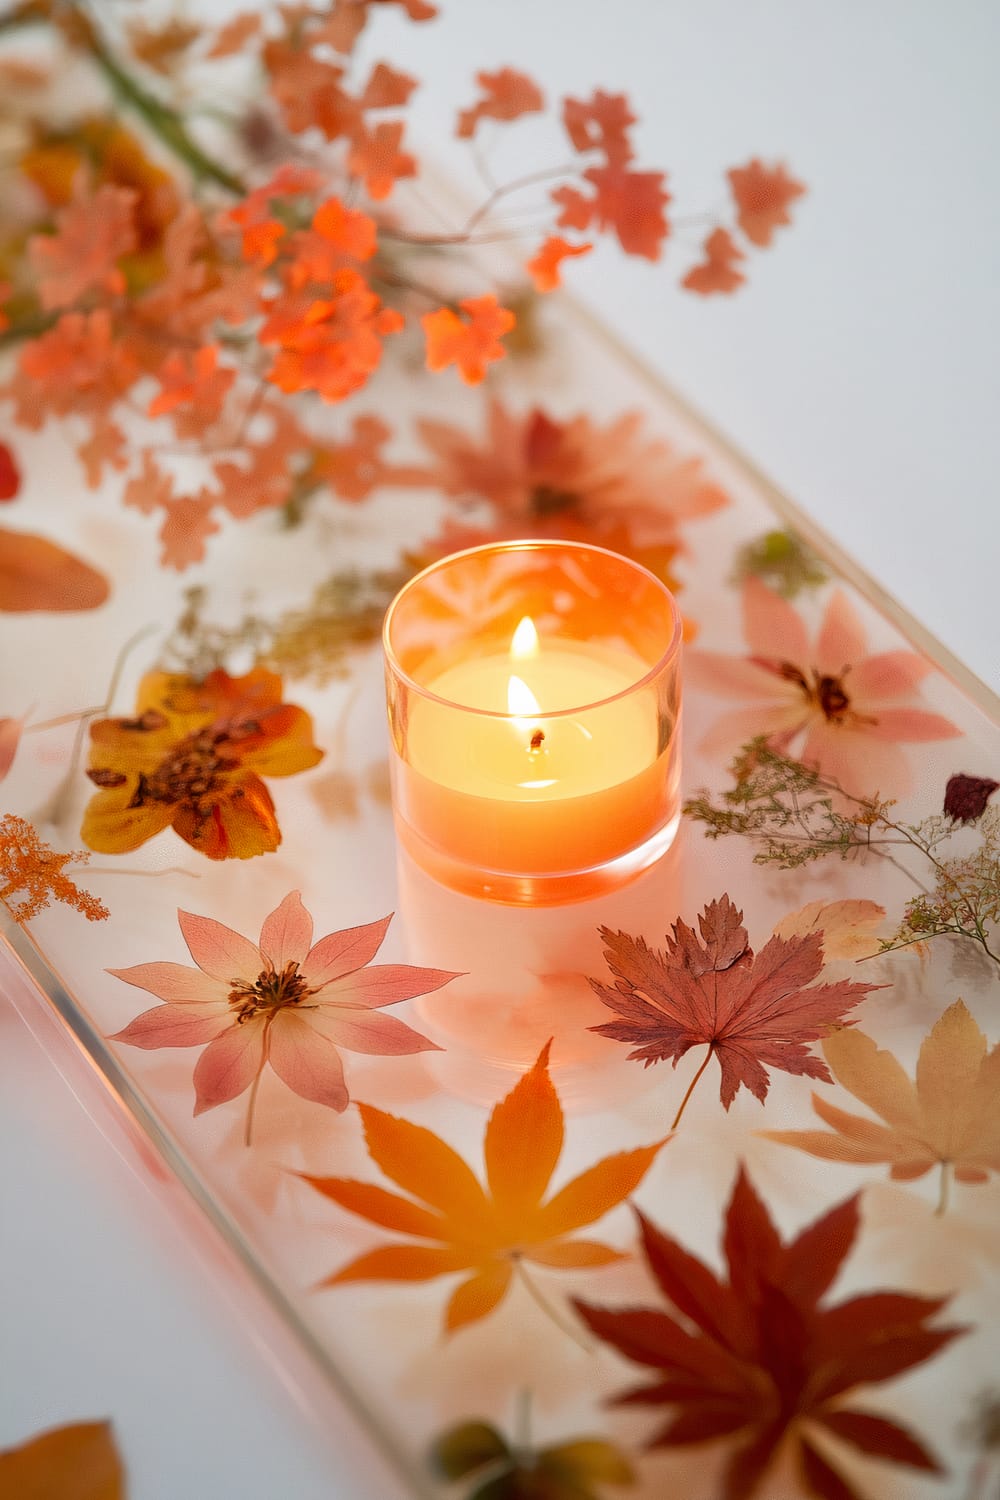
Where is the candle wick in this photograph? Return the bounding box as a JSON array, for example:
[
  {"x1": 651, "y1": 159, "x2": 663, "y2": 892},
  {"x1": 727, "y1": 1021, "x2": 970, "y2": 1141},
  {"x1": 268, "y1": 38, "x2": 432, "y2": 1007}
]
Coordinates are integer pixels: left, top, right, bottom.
[{"x1": 529, "y1": 729, "x2": 545, "y2": 753}]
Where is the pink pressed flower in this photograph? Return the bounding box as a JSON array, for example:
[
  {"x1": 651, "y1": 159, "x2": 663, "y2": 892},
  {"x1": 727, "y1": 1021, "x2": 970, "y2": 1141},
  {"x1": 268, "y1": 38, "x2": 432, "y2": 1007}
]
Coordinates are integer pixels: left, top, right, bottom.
[
  {"x1": 688, "y1": 580, "x2": 961, "y2": 799},
  {"x1": 109, "y1": 892, "x2": 459, "y2": 1143}
]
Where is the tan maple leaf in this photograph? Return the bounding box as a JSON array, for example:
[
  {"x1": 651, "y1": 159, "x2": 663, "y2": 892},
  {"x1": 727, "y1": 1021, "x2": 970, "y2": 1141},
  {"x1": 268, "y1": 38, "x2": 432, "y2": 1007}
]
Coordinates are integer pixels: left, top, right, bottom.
[{"x1": 763, "y1": 1000, "x2": 1000, "y2": 1213}]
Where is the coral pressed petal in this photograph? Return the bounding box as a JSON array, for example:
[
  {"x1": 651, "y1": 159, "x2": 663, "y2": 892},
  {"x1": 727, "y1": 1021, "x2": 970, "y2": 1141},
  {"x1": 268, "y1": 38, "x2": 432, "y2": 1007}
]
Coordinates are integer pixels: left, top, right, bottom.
[
  {"x1": 742, "y1": 578, "x2": 809, "y2": 664},
  {"x1": 105, "y1": 960, "x2": 229, "y2": 1006},
  {"x1": 698, "y1": 703, "x2": 808, "y2": 758},
  {"x1": 305, "y1": 915, "x2": 392, "y2": 988},
  {"x1": 847, "y1": 652, "x2": 931, "y2": 703},
  {"x1": 111, "y1": 1003, "x2": 230, "y2": 1049},
  {"x1": 311, "y1": 1007, "x2": 440, "y2": 1056},
  {"x1": 267, "y1": 1009, "x2": 349, "y2": 1111},
  {"x1": 259, "y1": 889, "x2": 313, "y2": 969},
  {"x1": 322, "y1": 962, "x2": 461, "y2": 1008},
  {"x1": 686, "y1": 651, "x2": 798, "y2": 701},
  {"x1": 445, "y1": 1264, "x2": 513, "y2": 1332},
  {"x1": 192, "y1": 1021, "x2": 266, "y2": 1113},
  {"x1": 862, "y1": 708, "x2": 962, "y2": 743},
  {"x1": 81, "y1": 791, "x2": 176, "y2": 854},
  {"x1": 177, "y1": 909, "x2": 263, "y2": 983},
  {"x1": 800, "y1": 723, "x2": 911, "y2": 800},
  {"x1": 814, "y1": 590, "x2": 868, "y2": 676}
]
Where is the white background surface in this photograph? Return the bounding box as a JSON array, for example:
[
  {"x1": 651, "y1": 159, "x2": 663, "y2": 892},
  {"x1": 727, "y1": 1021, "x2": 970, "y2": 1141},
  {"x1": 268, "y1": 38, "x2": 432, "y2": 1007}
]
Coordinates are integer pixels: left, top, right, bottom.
[{"x1": 2, "y1": 3, "x2": 999, "y2": 1497}]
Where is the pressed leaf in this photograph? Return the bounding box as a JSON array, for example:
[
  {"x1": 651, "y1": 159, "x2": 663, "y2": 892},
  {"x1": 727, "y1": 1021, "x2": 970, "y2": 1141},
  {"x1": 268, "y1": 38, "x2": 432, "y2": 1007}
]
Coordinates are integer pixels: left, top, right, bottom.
[
  {"x1": 0, "y1": 1419, "x2": 124, "y2": 1499},
  {"x1": 305, "y1": 1045, "x2": 666, "y2": 1332},
  {"x1": 422, "y1": 295, "x2": 516, "y2": 384},
  {"x1": 0, "y1": 528, "x2": 109, "y2": 612},
  {"x1": 457, "y1": 68, "x2": 544, "y2": 138}
]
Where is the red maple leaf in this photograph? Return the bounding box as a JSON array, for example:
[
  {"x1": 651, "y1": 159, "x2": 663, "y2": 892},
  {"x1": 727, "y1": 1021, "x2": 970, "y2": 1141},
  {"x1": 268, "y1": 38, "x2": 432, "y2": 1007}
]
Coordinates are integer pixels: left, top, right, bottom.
[
  {"x1": 728, "y1": 159, "x2": 806, "y2": 247},
  {"x1": 422, "y1": 295, "x2": 515, "y2": 384},
  {"x1": 682, "y1": 227, "x2": 746, "y2": 295},
  {"x1": 562, "y1": 90, "x2": 636, "y2": 167},
  {"x1": 577, "y1": 1170, "x2": 966, "y2": 1500},
  {"x1": 0, "y1": 442, "x2": 20, "y2": 501},
  {"x1": 588, "y1": 895, "x2": 880, "y2": 1125},
  {"x1": 525, "y1": 236, "x2": 593, "y2": 292},
  {"x1": 347, "y1": 121, "x2": 417, "y2": 200},
  {"x1": 553, "y1": 166, "x2": 669, "y2": 261},
  {"x1": 456, "y1": 68, "x2": 545, "y2": 139}
]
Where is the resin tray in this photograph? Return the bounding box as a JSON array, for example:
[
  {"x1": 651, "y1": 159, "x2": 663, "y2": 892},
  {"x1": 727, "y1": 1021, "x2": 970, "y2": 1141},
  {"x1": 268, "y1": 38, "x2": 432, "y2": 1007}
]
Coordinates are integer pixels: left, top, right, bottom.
[{"x1": 3, "y1": 295, "x2": 999, "y2": 1500}]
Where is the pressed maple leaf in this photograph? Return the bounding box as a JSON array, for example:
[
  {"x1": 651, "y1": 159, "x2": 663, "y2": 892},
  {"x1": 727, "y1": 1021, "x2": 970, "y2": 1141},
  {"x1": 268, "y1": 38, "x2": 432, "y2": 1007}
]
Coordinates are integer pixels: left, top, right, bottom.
[
  {"x1": 361, "y1": 60, "x2": 418, "y2": 109},
  {"x1": 111, "y1": 893, "x2": 456, "y2": 1144},
  {"x1": 525, "y1": 235, "x2": 593, "y2": 292},
  {"x1": 0, "y1": 1419, "x2": 124, "y2": 1499},
  {"x1": 576, "y1": 1170, "x2": 965, "y2": 1500},
  {"x1": 128, "y1": 17, "x2": 201, "y2": 75},
  {"x1": 682, "y1": 228, "x2": 746, "y2": 295},
  {"x1": 124, "y1": 451, "x2": 174, "y2": 516},
  {"x1": 772, "y1": 899, "x2": 886, "y2": 961},
  {"x1": 158, "y1": 492, "x2": 220, "y2": 571},
  {"x1": 16, "y1": 309, "x2": 141, "y2": 419},
  {"x1": 431, "y1": 1416, "x2": 634, "y2": 1498},
  {"x1": 456, "y1": 67, "x2": 545, "y2": 139},
  {"x1": 78, "y1": 416, "x2": 128, "y2": 489},
  {"x1": 205, "y1": 9, "x2": 262, "y2": 59},
  {"x1": 0, "y1": 813, "x2": 109, "y2": 924},
  {"x1": 588, "y1": 895, "x2": 880, "y2": 1126},
  {"x1": 347, "y1": 120, "x2": 417, "y2": 200},
  {"x1": 0, "y1": 441, "x2": 21, "y2": 500},
  {"x1": 29, "y1": 183, "x2": 138, "y2": 310},
  {"x1": 0, "y1": 526, "x2": 109, "y2": 611},
  {"x1": 728, "y1": 159, "x2": 806, "y2": 248},
  {"x1": 316, "y1": 0, "x2": 437, "y2": 54},
  {"x1": 553, "y1": 167, "x2": 669, "y2": 261},
  {"x1": 311, "y1": 197, "x2": 378, "y2": 262},
  {"x1": 562, "y1": 90, "x2": 636, "y2": 167},
  {"x1": 302, "y1": 1042, "x2": 667, "y2": 1334},
  {"x1": 763, "y1": 1000, "x2": 1000, "y2": 1214},
  {"x1": 422, "y1": 295, "x2": 516, "y2": 384},
  {"x1": 148, "y1": 346, "x2": 236, "y2": 435}
]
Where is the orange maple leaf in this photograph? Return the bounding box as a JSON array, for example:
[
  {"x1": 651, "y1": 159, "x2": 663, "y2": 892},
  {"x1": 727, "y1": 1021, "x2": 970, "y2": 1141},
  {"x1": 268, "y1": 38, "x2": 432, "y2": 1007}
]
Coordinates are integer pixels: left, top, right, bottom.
[
  {"x1": 261, "y1": 269, "x2": 404, "y2": 402},
  {"x1": 315, "y1": 0, "x2": 437, "y2": 55},
  {"x1": 302, "y1": 1042, "x2": 667, "y2": 1333},
  {"x1": 728, "y1": 159, "x2": 806, "y2": 247},
  {"x1": 422, "y1": 294, "x2": 516, "y2": 384},
  {"x1": 17, "y1": 309, "x2": 140, "y2": 417},
  {"x1": 265, "y1": 41, "x2": 360, "y2": 140},
  {"x1": 682, "y1": 227, "x2": 746, "y2": 295},
  {"x1": 562, "y1": 90, "x2": 636, "y2": 167},
  {"x1": 123, "y1": 450, "x2": 174, "y2": 516},
  {"x1": 456, "y1": 68, "x2": 545, "y2": 139},
  {"x1": 78, "y1": 416, "x2": 128, "y2": 488},
  {"x1": 206, "y1": 10, "x2": 262, "y2": 59},
  {"x1": 148, "y1": 346, "x2": 236, "y2": 434},
  {"x1": 361, "y1": 60, "x2": 418, "y2": 109},
  {"x1": 347, "y1": 121, "x2": 417, "y2": 200},
  {"x1": 525, "y1": 235, "x2": 593, "y2": 292},
  {"x1": 553, "y1": 167, "x2": 669, "y2": 261},
  {"x1": 29, "y1": 182, "x2": 137, "y2": 310},
  {"x1": 158, "y1": 492, "x2": 220, "y2": 571},
  {"x1": 312, "y1": 198, "x2": 378, "y2": 261},
  {"x1": 0, "y1": 813, "x2": 109, "y2": 923}
]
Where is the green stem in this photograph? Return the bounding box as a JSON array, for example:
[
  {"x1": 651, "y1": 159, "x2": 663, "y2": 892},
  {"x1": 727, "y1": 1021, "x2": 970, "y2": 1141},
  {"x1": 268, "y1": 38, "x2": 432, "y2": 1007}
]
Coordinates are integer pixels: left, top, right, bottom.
[
  {"x1": 72, "y1": 5, "x2": 246, "y2": 196},
  {"x1": 514, "y1": 1262, "x2": 593, "y2": 1353},
  {"x1": 671, "y1": 1044, "x2": 714, "y2": 1130}
]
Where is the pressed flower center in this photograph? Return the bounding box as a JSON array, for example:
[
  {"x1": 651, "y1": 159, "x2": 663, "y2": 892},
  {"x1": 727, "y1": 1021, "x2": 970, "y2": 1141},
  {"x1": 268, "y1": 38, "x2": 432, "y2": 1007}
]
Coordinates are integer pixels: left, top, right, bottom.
[
  {"x1": 227, "y1": 960, "x2": 315, "y2": 1023},
  {"x1": 771, "y1": 662, "x2": 864, "y2": 725},
  {"x1": 131, "y1": 727, "x2": 240, "y2": 807},
  {"x1": 528, "y1": 483, "x2": 579, "y2": 519}
]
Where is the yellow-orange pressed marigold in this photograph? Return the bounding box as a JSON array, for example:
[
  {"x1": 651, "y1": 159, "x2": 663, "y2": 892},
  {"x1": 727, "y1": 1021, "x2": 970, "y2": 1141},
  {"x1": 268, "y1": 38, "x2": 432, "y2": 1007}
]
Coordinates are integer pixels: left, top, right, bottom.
[{"x1": 82, "y1": 667, "x2": 323, "y2": 860}]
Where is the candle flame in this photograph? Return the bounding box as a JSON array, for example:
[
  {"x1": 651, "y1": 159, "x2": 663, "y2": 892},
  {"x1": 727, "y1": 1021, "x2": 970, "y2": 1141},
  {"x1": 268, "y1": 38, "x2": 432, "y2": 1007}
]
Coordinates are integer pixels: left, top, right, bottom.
[
  {"x1": 510, "y1": 616, "x2": 539, "y2": 660},
  {"x1": 507, "y1": 674, "x2": 541, "y2": 717}
]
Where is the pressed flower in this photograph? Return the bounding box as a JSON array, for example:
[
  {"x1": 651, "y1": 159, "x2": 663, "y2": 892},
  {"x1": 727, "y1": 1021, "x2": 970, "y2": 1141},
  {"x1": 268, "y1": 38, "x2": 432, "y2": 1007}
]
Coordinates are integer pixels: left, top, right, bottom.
[
  {"x1": 689, "y1": 581, "x2": 961, "y2": 799},
  {"x1": 110, "y1": 893, "x2": 458, "y2": 1142},
  {"x1": 83, "y1": 667, "x2": 322, "y2": 860}
]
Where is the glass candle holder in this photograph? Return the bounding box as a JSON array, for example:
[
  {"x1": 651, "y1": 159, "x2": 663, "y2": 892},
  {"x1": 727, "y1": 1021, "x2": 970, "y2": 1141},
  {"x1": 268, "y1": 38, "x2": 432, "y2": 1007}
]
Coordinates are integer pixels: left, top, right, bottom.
[{"x1": 383, "y1": 540, "x2": 683, "y2": 904}]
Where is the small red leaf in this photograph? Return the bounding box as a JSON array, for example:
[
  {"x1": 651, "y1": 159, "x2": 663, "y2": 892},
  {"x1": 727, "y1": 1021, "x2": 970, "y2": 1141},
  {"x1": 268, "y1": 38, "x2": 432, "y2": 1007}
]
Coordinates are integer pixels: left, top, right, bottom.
[{"x1": 0, "y1": 441, "x2": 20, "y2": 500}]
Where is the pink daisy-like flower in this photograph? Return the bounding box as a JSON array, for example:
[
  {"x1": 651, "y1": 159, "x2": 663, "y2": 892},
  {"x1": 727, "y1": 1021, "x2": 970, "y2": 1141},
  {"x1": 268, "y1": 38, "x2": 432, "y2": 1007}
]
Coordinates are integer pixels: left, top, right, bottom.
[
  {"x1": 109, "y1": 892, "x2": 459, "y2": 1144},
  {"x1": 688, "y1": 580, "x2": 961, "y2": 798}
]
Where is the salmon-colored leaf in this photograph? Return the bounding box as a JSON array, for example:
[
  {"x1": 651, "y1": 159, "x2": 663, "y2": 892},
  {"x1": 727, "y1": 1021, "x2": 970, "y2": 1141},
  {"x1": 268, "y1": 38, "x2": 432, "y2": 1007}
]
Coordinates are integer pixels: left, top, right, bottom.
[
  {"x1": 589, "y1": 895, "x2": 880, "y2": 1118},
  {"x1": 361, "y1": 61, "x2": 418, "y2": 109},
  {"x1": 206, "y1": 10, "x2": 262, "y2": 59},
  {"x1": 0, "y1": 527, "x2": 109, "y2": 611},
  {"x1": 772, "y1": 899, "x2": 886, "y2": 960},
  {"x1": 29, "y1": 183, "x2": 137, "y2": 310},
  {"x1": 553, "y1": 167, "x2": 669, "y2": 261},
  {"x1": 0, "y1": 1419, "x2": 124, "y2": 1499},
  {"x1": 728, "y1": 159, "x2": 806, "y2": 247},
  {"x1": 525, "y1": 235, "x2": 593, "y2": 292},
  {"x1": 347, "y1": 121, "x2": 416, "y2": 200},
  {"x1": 456, "y1": 67, "x2": 545, "y2": 139},
  {"x1": 682, "y1": 228, "x2": 746, "y2": 295},
  {"x1": 562, "y1": 90, "x2": 636, "y2": 167},
  {"x1": 305, "y1": 1045, "x2": 666, "y2": 1332},
  {"x1": 422, "y1": 294, "x2": 516, "y2": 384}
]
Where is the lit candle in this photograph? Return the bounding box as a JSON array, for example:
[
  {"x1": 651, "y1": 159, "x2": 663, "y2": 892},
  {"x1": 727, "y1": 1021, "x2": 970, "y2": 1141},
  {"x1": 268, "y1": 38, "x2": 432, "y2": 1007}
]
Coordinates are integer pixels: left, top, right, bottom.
[{"x1": 384, "y1": 541, "x2": 682, "y2": 903}]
